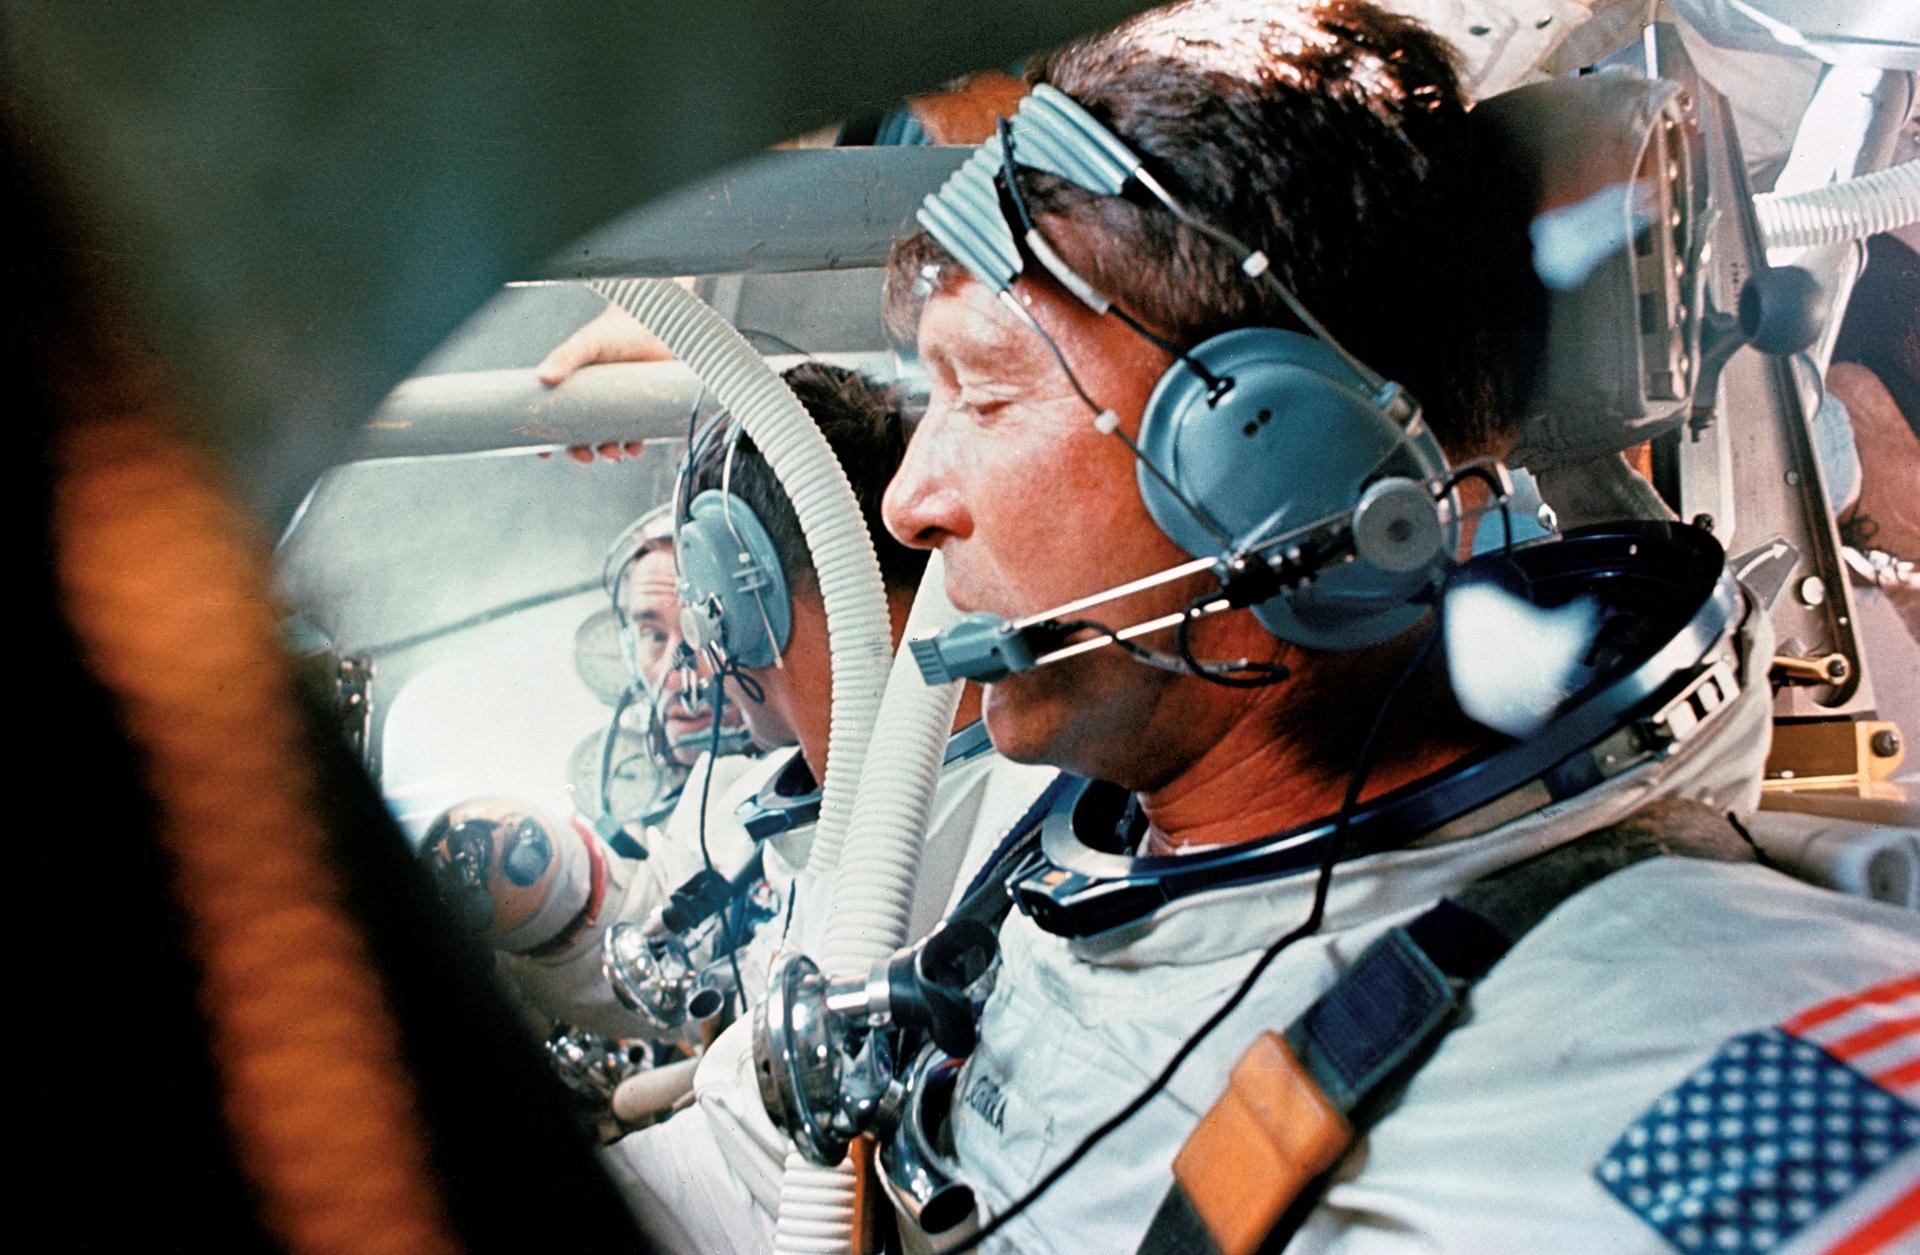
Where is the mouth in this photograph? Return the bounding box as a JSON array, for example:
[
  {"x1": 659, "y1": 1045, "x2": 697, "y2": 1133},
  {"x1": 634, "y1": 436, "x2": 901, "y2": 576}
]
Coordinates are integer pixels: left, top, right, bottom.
[{"x1": 665, "y1": 708, "x2": 713, "y2": 736}]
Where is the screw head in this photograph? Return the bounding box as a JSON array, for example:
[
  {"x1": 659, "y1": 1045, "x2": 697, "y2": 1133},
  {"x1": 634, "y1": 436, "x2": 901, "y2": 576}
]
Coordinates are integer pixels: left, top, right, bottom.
[{"x1": 1871, "y1": 728, "x2": 1902, "y2": 758}]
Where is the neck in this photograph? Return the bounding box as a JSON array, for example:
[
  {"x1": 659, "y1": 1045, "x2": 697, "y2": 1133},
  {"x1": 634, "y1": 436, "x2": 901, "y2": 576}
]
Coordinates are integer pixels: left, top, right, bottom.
[{"x1": 1138, "y1": 630, "x2": 1489, "y2": 849}]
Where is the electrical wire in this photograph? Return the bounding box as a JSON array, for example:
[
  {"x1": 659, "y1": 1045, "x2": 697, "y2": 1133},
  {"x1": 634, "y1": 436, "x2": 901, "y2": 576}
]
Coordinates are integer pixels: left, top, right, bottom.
[
  {"x1": 997, "y1": 121, "x2": 1230, "y2": 396},
  {"x1": 1441, "y1": 461, "x2": 1516, "y2": 555},
  {"x1": 696, "y1": 665, "x2": 752, "y2": 1018},
  {"x1": 599, "y1": 683, "x2": 642, "y2": 821},
  {"x1": 989, "y1": 121, "x2": 1247, "y2": 554},
  {"x1": 1172, "y1": 590, "x2": 1291, "y2": 688},
  {"x1": 1046, "y1": 607, "x2": 1290, "y2": 688},
  {"x1": 946, "y1": 622, "x2": 1443, "y2": 1253}
]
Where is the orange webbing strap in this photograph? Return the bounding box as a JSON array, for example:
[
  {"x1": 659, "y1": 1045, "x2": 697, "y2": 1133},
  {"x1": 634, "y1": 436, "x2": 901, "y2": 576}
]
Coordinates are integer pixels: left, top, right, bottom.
[
  {"x1": 1154, "y1": 1031, "x2": 1353, "y2": 1255},
  {"x1": 54, "y1": 398, "x2": 457, "y2": 1255},
  {"x1": 1138, "y1": 800, "x2": 1753, "y2": 1255}
]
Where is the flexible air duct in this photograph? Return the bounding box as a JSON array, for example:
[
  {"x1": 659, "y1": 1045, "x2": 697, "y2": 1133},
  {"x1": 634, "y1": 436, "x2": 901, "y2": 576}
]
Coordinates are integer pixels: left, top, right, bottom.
[
  {"x1": 775, "y1": 560, "x2": 967, "y2": 1255},
  {"x1": 776, "y1": 556, "x2": 966, "y2": 1254},
  {"x1": 583, "y1": 278, "x2": 909, "y2": 1255},
  {"x1": 1754, "y1": 160, "x2": 1920, "y2": 250},
  {"x1": 817, "y1": 550, "x2": 965, "y2": 970},
  {"x1": 585, "y1": 278, "x2": 894, "y2": 879}
]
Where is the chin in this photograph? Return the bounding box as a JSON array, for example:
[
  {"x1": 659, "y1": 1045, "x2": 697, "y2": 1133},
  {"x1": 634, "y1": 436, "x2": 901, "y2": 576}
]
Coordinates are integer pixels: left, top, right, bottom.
[
  {"x1": 984, "y1": 657, "x2": 1187, "y2": 788},
  {"x1": 981, "y1": 676, "x2": 1077, "y2": 769}
]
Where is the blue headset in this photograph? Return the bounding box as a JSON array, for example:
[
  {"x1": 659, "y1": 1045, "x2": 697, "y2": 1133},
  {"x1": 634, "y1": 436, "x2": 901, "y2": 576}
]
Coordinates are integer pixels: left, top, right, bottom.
[
  {"x1": 672, "y1": 416, "x2": 794, "y2": 671},
  {"x1": 916, "y1": 84, "x2": 1456, "y2": 653}
]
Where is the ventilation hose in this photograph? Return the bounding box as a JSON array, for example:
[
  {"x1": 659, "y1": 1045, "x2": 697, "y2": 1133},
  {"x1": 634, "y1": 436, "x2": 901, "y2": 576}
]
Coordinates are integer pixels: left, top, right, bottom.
[
  {"x1": 586, "y1": 278, "x2": 894, "y2": 884},
  {"x1": 772, "y1": 556, "x2": 965, "y2": 1255},
  {"x1": 583, "y1": 279, "x2": 920, "y2": 1255},
  {"x1": 1754, "y1": 160, "x2": 1920, "y2": 250},
  {"x1": 817, "y1": 550, "x2": 965, "y2": 973}
]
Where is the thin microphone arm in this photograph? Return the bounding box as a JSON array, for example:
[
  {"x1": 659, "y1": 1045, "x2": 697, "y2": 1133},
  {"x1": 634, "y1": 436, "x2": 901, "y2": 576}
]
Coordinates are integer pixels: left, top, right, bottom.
[{"x1": 911, "y1": 503, "x2": 1365, "y2": 686}]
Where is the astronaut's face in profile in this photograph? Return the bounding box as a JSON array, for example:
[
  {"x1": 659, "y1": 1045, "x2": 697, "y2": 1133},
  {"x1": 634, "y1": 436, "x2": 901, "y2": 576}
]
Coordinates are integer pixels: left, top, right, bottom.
[{"x1": 884, "y1": 273, "x2": 1286, "y2": 790}]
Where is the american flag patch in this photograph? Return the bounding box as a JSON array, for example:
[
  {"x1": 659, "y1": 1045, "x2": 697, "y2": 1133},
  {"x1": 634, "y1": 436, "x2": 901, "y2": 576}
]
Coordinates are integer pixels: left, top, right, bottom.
[{"x1": 1596, "y1": 976, "x2": 1920, "y2": 1254}]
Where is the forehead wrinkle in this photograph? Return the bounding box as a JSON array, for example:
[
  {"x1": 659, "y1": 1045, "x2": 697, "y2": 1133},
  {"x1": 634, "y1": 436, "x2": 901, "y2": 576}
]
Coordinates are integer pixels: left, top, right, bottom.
[{"x1": 924, "y1": 283, "x2": 1029, "y2": 365}]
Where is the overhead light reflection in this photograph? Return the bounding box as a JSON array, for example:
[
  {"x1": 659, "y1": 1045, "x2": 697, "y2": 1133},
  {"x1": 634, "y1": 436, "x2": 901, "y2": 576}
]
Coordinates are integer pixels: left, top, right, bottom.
[{"x1": 1444, "y1": 577, "x2": 1601, "y2": 738}]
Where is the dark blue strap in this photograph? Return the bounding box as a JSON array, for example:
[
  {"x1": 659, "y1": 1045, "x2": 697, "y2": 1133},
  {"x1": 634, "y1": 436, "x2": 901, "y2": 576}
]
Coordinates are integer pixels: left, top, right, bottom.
[
  {"x1": 1283, "y1": 927, "x2": 1458, "y2": 1115},
  {"x1": 957, "y1": 771, "x2": 1078, "y2": 906},
  {"x1": 591, "y1": 812, "x2": 649, "y2": 861}
]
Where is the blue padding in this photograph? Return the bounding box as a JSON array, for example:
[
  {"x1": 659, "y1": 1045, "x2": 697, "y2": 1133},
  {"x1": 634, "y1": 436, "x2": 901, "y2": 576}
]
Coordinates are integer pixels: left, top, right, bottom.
[
  {"x1": 1469, "y1": 467, "x2": 1556, "y2": 555},
  {"x1": 915, "y1": 83, "x2": 1143, "y2": 297},
  {"x1": 1015, "y1": 85, "x2": 1138, "y2": 195},
  {"x1": 1283, "y1": 927, "x2": 1457, "y2": 1114},
  {"x1": 917, "y1": 142, "x2": 1022, "y2": 293},
  {"x1": 677, "y1": 490, "x2": 792, "y2": 669}
]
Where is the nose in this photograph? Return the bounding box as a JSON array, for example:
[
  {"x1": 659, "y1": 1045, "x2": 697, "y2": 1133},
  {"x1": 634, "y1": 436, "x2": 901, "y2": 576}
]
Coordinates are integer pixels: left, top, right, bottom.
[
  {"x1": 883, "y1": 414, "x2": 971, "y2": 552},
  {"x1": 652, "y1": 638, "x2": 701, "y2": 700},
  {"x1": 648, "y1": 652, "x2": 680, "y2": 697}
]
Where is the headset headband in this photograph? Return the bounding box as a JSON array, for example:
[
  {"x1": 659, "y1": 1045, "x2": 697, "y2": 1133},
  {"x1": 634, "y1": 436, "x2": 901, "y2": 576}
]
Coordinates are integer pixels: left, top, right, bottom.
[{"x1": 916, "y1": 84, "x2": 1409, "y2": 418}]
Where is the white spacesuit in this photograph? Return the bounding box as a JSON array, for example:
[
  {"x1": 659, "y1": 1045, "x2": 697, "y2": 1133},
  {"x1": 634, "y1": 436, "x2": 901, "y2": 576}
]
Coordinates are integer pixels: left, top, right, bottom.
[
  {"x1": 500, "y1": 721, "x2": 1053, "y2": 1041},
  {"x1": 602, "y1": 744, "x2": 1060, "y2": 1252},
  {"x1": 950, "y1": 602, "x2": 1920, "y2": 1254},
  {"x1": 488, "y1": 748, "x2": 762, "y2": 1039}
]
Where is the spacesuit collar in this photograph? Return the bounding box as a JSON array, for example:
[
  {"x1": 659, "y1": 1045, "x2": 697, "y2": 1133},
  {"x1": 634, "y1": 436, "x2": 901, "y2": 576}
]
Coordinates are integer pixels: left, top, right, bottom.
[{"x1": 1045, "y1": 588, "x2": 1774, "y2": 967}]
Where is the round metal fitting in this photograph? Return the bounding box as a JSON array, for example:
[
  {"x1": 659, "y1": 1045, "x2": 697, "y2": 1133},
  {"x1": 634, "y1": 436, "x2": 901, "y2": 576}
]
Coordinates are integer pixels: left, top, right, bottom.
[
  {"x1": 602, "y1": 923, "x2": 694, "y2": 1034},
  {"x1": 1351, "y1": 477, "x2": 1446, "y2": 574},
  {"x1": 752, "y1": 952, "x2": 854, "y2": 1166}
]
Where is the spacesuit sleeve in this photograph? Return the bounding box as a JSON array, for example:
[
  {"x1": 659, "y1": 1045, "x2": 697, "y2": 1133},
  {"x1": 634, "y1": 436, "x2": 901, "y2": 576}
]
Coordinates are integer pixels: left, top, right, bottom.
[
  {"x1": 493, "y1": 839, "x2": 671, "y2": 1038},
  {"x1": 602, "y1": 1017, "x2": 785, "y2": 1251}
]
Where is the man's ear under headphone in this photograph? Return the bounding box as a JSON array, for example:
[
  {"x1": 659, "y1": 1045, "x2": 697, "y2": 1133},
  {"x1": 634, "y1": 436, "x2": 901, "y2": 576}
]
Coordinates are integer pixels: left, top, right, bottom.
[
  {"x1": 672, "y1": 418, "x2": 794, "y2": 672},
  {"x1": 918, "y1": 86, "x2": 1459, "y2": 655}
]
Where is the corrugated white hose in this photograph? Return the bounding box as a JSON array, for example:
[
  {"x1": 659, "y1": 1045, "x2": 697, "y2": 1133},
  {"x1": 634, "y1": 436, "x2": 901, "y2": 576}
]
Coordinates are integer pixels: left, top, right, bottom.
[
  {"x1": 586, "y1": 278, "x2": 894, "y2": 878},
  {"x1": 582, "y1": 278, "x2": 908, "y2": 1255},
  {"x1": 774, "y1": 555, "x2": 965, "y2": 1255},
  {"x1": 819, "y1": 549, "x2": 964, "y2": 970},
  {"x1": 1754, "y1": 160, "x2": 1920, "y2": 250}
]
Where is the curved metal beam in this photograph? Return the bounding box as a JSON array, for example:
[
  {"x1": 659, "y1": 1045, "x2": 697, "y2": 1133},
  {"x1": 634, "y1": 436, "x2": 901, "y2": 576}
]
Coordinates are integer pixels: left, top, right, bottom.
[{"x1": 3, "y1": 0, "x2": 1144, "y2": 526}]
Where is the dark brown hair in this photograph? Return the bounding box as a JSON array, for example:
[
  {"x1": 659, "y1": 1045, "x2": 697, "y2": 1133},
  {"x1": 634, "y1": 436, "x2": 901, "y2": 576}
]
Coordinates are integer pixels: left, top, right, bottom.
[
  {"x1": 690, "y1": 361, "x2": 930, "y2": 595},
  {"x1": 885, "y1": 0, "x2": 1539, "y2": 458}
]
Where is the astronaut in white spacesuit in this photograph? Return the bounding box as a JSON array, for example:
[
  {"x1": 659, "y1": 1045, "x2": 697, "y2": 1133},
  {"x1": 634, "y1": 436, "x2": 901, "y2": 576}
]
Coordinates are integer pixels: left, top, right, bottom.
[
  {"x1": 861, "y1": 3, "x2": 1920, "y2": 1252},
  {"x1": 504, "y1": 355, "x2": 1059, "y2": 1250},
  {"x1": 422, "y1": 362, "x2": 1055, "y2": 1048},
  {"x1": 632, "y1": 360, "x2": 1058, "y2": 996}
]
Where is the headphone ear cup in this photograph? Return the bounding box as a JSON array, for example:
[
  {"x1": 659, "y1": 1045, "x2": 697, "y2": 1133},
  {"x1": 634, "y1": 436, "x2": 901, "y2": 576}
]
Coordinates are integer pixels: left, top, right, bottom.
[
  {"x1": 675, "y1": 491, "x2": 793, "y2": 670},
  {"x1": 1135, "y1": 327, "x2": 1454, "y2": 651}
]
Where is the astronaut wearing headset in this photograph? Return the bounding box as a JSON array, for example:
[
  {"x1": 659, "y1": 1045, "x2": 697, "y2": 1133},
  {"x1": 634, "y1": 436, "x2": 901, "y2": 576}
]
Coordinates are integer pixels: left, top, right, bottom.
[
  {"x1": 424, "y1": 362, "x2": 1056, "y2": 1043},
  {"x1": 822, "y1": 3, "x2": 1920, "y2": 1253},
  {"x1": 502, "y1": 356, "x2": 1052, "y2": 1250},
  {"x1": 415, "y1": 506, "x2": 764, "y2": 1039},
  {"x1": 649, "y1": 360, "x2": 1058, "y2": 981},
  {"x1": 602, "y1": 504, "x2": 758, "y2": 824}
]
